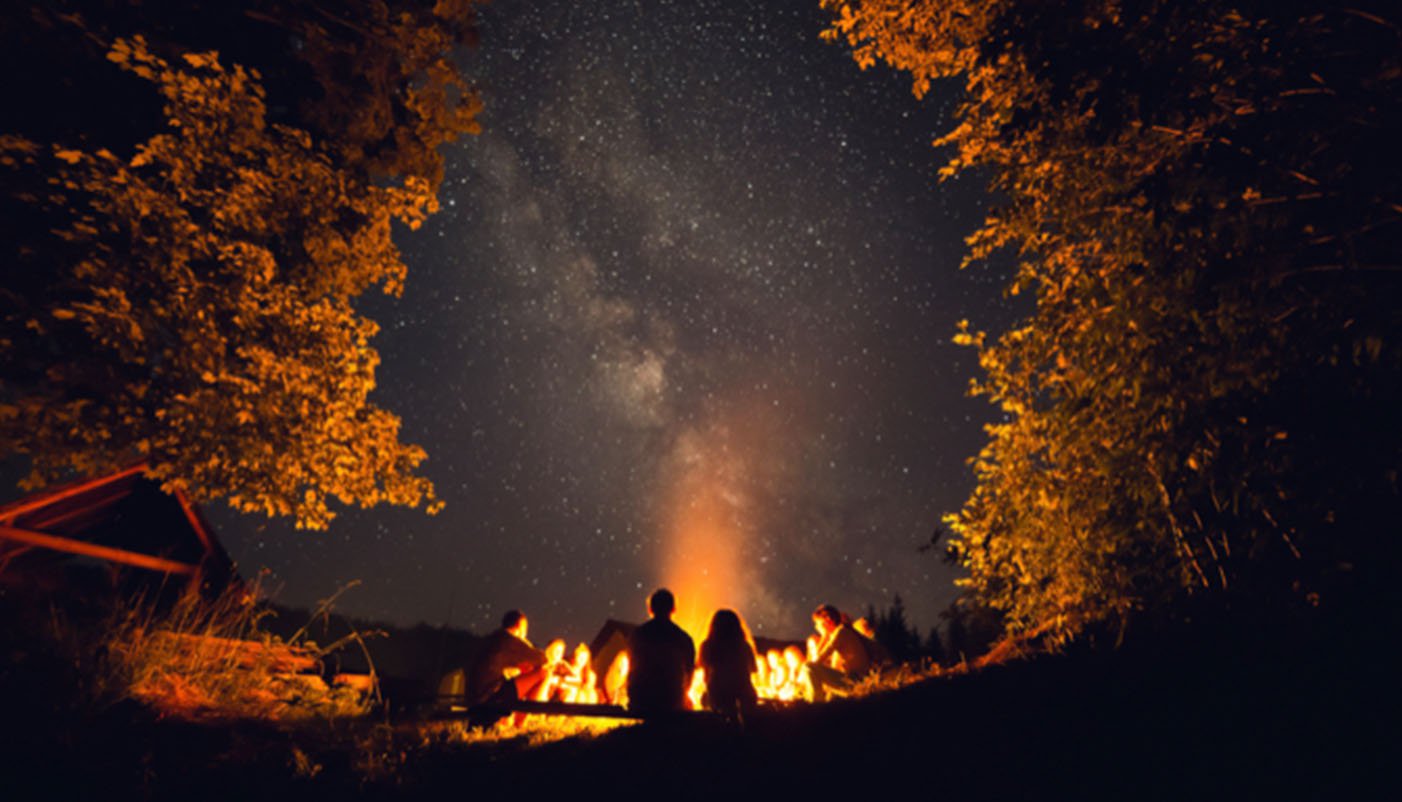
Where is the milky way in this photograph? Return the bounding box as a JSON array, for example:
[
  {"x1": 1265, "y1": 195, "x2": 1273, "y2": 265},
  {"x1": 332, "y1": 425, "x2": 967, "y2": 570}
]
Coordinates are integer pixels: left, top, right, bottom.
[{"x1": 210, "y1": 0, "x2": 1017, "y2": 644}]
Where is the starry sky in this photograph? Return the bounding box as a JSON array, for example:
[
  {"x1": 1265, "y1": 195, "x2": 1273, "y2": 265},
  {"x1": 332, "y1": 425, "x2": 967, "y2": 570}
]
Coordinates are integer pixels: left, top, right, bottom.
[{"x1": 210, "y1": 0, "x2": 1018, "y2": 645}]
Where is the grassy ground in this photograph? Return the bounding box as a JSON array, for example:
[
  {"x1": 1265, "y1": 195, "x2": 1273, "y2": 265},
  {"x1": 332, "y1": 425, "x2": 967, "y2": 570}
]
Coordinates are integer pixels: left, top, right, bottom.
[
  {"x1": 373, "y1": 622, "x2": 1387, "y2": 802},
  {"x1": 2, "y1": 577, "x2": 1391, "y2": 801}
]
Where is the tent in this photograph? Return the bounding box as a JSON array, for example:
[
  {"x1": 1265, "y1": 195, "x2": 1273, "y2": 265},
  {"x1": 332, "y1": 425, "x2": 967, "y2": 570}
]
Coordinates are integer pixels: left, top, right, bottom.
[{"x1": 0, "y1": 463, "x2": 236, "y2": 591}]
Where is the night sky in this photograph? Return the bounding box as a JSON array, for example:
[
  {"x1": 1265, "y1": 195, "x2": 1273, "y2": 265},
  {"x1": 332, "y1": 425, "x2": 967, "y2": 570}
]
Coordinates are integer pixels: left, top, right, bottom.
[{"x1": 209, "y1": 0, "x2": 1017, "y2": 645}]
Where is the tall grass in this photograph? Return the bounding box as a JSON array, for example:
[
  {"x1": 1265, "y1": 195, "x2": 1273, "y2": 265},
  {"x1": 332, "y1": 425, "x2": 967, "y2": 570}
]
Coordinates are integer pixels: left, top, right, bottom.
[{"x1": 104, "y1": 578, "x2": 375, "y2": 722}]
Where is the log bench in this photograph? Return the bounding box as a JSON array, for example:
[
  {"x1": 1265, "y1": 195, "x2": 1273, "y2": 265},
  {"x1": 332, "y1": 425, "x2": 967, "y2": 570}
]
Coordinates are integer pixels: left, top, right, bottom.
[{"x1": 425, "y1": 697, "x2": 644, "y2": 720}]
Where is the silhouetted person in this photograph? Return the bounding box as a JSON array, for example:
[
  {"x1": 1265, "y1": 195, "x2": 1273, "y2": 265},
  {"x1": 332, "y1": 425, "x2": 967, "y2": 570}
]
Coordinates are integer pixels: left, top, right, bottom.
[
  {"x1": 805, "y1": 603, "x2": 873, "y2": 702},
  {"x1": 698, "y1": 608, "x2": 758, "y2": 720},
  {"x1": 852, "y1": 616, "x2": 894, "y2": 666},
  {"x1": 626, "y1": 588, "x2": 696, "y2": 716},
  {"x1": 468, "y1": 609, "x2": 549, "y2": 704}
]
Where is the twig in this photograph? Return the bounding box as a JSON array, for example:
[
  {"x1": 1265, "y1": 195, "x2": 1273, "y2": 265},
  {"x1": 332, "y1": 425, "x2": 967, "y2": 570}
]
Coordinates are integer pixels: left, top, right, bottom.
[
  {"x1": 1341, "y1": 8, "x2": 1400, "y2": 34},
  {"x1": 1271, "y1": 264, "x2": 1402, "y2": 285},
  {"x1": 290, "y1": 579, "x2": 362, "y2": 646},
  {"x1": 1261, "y1": 507, "x2": 1303, "y2": 560},
  {"x1": 1148, "y1": 461, "x2": 1210, "y2": 589}
]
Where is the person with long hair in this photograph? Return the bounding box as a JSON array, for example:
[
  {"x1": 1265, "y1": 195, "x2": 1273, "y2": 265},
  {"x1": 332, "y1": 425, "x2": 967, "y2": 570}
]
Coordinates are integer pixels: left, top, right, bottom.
[{"x1": 698, "y1": 608, "x2": 759, "y2": 720}]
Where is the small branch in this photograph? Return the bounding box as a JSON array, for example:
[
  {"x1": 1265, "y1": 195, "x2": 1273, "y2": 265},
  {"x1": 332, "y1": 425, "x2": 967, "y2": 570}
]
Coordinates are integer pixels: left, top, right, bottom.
[
  {"x1": 1271, "y1": 264, "x2": 1402, "y2": 284},
  {"x1": 1247, "y1": 192, "x2": 1327, "y2": 207},
  {"x1": 1341, "y1": 8, "x2": 1400, "y2": 34},
  {"x1": 1261, "y1": 508, "x2": 1303, "y2": 560},
  {"x1": 349, "y1": 629, "x2": 384, "y2": 707},
  {"x1": 1308, "y1": 215, "x2": 1402, "y2": 246},
  {"x1": 1148, "y1": 462, "x2": 1210, "y2": 589},
  {"x1": 1199, "y1": 535, "x2": 1230, "y2": 590},
  {"x1": 290, "y1": 580, "x2": 362, "y2": 646}
]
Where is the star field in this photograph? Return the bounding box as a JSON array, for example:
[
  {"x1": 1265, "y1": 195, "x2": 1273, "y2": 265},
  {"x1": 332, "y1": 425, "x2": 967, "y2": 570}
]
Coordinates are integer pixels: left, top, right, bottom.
[{"x1": 211, "y1": 0, "x2": 1018, "y2": 644}]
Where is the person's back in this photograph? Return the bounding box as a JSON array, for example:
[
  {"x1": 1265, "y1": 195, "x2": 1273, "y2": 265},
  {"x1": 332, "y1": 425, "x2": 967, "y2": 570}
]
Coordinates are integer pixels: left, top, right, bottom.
[
  {"x1": 861, "y1": 630, "x2": 892, "y2": 669},
  {"x1": 626, "y1": 588, "x2": 696, "y2": 715},
  {"x1": 467, "y1": 611, "x2": 547, "y2": 703},
  {"x1": 698, "y1": 609, "x2": 758, "y2": 717},
  {"x1": 823, "y1": 622, "x2": 873, "y2": 677}
]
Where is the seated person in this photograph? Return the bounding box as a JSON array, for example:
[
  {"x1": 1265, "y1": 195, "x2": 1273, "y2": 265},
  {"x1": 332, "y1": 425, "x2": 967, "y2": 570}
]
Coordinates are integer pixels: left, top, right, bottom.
[
  {"x1": 626, "y1": 588, "x2": 695, "y2": 715},
  {"x1": 853, "y1": 617, "x2": 894, "y2": 668},
  {"x1": 698, "y1": 609, "x2": 759, "y2": 719},
  {"x1": 467, "y1": 609, "x2": 549, "y2": 704},
  {"x1": 804, "y1": 604, "x2": 873, "y2": 702}
]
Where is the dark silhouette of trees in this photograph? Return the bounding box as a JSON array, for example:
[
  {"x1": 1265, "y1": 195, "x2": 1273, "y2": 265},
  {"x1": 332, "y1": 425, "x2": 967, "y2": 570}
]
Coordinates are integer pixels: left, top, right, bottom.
[
  {"x1": 940, "y1": 596, "x2": 1005, "y2": 664},
  {"x1": 0, "y1": 3, "x2": 483, "y2": 527},
  {"x1": 823, "y1": 0, "x2": 1402, "y2": 639},
  {"x1": 866, "y1": 595, "x2": 923, "y2": 662},
  {"x1": 922, "y1": 626, "x2": 945, "y2": 664}
]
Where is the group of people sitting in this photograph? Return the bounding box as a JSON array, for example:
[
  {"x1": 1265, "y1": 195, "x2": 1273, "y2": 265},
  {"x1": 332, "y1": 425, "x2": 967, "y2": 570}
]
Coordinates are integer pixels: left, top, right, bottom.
[{"x1": 463, "y1": 587, "x2": 890, "y2": 720}]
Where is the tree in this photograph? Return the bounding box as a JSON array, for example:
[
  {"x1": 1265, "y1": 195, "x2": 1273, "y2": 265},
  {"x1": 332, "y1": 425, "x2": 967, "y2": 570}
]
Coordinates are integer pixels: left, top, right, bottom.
[
  {"x1": 922, "y1": 626, "x2": 945, "y2": 664},
  {"x1": 871, "y1": 595, "x2": 922, "y2": 662},
  {"x1": 823, "y1": 1, "x2": 1402, "y2": 639},
  {"x1": 940, "y1": 595, "x2": 1004, "y2": 663},
  {"x1": 1, "y1": 2, "x2": 483, "y2": 527}
]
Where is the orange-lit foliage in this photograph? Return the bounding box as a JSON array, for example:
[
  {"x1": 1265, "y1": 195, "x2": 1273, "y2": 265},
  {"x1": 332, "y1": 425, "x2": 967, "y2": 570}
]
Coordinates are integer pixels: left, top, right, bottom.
[
  {"x1": 823, "y1": 0, "x2": 1402, "y2": 639},
  {"x1": 0, "y1": 15, "x2": 479, "y2": 526}
]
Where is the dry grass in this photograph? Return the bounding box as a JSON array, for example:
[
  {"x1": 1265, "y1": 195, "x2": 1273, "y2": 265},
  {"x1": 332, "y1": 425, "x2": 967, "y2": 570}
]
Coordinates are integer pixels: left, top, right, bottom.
[
  {"x1": 848, "y1": 659, "x2": 946, "y2": 698},
  {"x1": 419, "y1": 713, "x2": 634, "y2": 749},
  {"x1": 103, "y1": 578, "x2": 375, "y2": 722}
]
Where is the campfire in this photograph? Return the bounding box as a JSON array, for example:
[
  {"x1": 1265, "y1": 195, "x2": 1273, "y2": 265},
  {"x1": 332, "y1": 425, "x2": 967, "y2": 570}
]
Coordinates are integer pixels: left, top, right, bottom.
[
  {"x1": 518, "y1": 622, "x2": 818, "y2": 711},
  {"x1": 499, "y1": 438, "x2": 886, "y2": 715}
]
